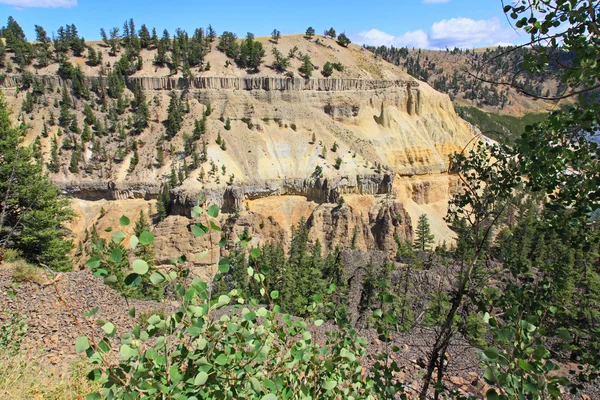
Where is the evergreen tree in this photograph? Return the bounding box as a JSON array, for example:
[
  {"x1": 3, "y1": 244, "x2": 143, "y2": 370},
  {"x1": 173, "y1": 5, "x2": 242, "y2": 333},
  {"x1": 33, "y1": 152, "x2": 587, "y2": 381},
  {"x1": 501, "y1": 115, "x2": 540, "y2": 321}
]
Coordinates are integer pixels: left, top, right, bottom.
[
  {"x1": 337, "y1": 33, "x2": 351, "y2": 47},
  {"x1": 325, "y1": 28, "x2": 337, "y2": 39},
  {"x1": 69, "y1": 150, "x2": 80, "y2": 173},
  {"x1": 305, "y1": 27, "x2": 315, "y2": 39},
  {"x1": 156, "y1": 184, "x2": 171, "y2": 220},
  {"x1": 414, "y1": 214, "x2": 434, "y2": 252},
  {"x1": 271, "y1": 48, "x2": 290, "y2": 72},
  {"x1": 322, "y1": 61, "x2": 334, "y2": 77},
  {"x1": 0, "y1": 95, "x2": 73, "y2": 270},
  {"x1": 156, "y1": 146, "x2": 164, "y2": 167},
  {"x1": 48, "y1": 134, "x2": 60, "y2": 173},
  {"x1": 207, "y1": 25, "x2": 216, "y2": 43},
  {"x1": 166, "y1": 92, "x2": 183, "y2": 138},
  {"x1": 271, "y1": 29, "x2": 281, "y2": 44},
  {"x1": 217, "y1": 31, "x2": 239, "y2": 59},
  {"x1": 34, "y1": 24, "x2": 52, "y2": 67},
  {"x1": 236, "y1": 33, "x2": 265, "y2": 71},
  {"x1": 134, "y1": 210, "x2": 151, "y2": 236},
  {"x1": 300, "y1": 55, "x2": 313, "y2": 78},
  {"x1": 139, "y1": 24, "x2": 151, "y2": 48}
]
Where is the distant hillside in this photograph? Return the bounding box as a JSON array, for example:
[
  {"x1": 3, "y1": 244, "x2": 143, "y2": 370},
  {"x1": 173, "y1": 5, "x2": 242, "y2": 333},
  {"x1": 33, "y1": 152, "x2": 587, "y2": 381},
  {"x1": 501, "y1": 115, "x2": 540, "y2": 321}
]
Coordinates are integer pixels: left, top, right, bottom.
[{"x1": 364, "y1": 45, "x2": 567, "y2": 117}]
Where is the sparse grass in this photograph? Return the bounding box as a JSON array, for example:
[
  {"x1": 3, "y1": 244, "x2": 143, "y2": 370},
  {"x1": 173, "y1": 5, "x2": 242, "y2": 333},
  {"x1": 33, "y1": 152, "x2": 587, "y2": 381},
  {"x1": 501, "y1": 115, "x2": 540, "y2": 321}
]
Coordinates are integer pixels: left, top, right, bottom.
[
  {"x1": 0, "y1": 350, "x2": 99, "y2": 399},
  {"x1": 11, "y1": 259, "x2": 42, "y2": 283},
  {"x1": 2, "y1": 248, "x2": 22, "y2": 263}
]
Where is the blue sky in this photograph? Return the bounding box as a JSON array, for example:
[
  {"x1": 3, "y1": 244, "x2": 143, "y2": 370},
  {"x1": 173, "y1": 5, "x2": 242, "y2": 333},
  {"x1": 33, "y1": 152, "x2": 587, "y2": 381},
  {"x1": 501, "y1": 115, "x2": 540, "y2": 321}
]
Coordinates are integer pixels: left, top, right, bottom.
[{"x1": 0, "y1": 0, "x2": 522, "y2": 49}]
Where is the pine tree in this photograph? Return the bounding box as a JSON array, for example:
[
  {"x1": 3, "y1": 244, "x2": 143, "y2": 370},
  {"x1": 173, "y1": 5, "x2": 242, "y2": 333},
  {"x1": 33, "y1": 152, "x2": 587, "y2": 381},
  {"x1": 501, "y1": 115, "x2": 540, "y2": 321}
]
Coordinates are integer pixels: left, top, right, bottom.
[
  {"x1": 237, "y1": 33, "x2": 265, "y2": 71},
  {"x1": 271, "y1": 29, "x2": 281, "y2": 44},
  {"x1": 48, "y1": 135, "x2": 60, "y2": 173},
  {"x1": 322, "y1": 61, "x2": 334, "y2": 77},
  {"x1": 0, "y1": 95, "x2": 73, "y2": 270},
  {"x1": 300, "y1": 55, "x2": 313, "y2": 78},
  {"x1": 414, "y1": 214, "x2": 435, "y2": 252},
  {"x1": 337, "y1": 32, "x2": 351, "y2": 47},
  {"x1": 305, "y1": 27, "x2": 315, "y2": 39},
  {"x1": 166, "y1": 92, "x2": 183, "y2": 138},
  {"x1": 169, "y1": 165, "x2": 177, "y2": 187},
  {"x1": 156, "y1": 146, "x2": 164, "y2": 167},
  {"x1": 69, "y1": 150, "x2": 80, "y2": 173}
]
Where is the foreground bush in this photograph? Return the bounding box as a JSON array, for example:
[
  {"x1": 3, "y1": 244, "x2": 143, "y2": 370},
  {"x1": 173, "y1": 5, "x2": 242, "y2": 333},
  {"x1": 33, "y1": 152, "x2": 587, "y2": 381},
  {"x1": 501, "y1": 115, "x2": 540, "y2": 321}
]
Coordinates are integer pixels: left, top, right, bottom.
[{"x1": 77, "y1": 201, "x2": 405, "y2": 399}]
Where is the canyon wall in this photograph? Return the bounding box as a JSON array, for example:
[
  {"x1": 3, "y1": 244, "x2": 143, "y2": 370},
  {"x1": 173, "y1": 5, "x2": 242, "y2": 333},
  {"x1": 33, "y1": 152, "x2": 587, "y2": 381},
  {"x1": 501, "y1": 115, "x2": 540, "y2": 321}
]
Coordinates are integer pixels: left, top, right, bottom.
[{"x1": 5, "y1": 69, "x2": 475, "y2": 266}]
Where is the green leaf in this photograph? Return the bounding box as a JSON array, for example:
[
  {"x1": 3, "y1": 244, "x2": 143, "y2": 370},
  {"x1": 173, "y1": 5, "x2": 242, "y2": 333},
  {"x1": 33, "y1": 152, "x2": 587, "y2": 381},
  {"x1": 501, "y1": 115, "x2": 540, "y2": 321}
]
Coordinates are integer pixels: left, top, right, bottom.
[
  {"x1": 86, "y1": 393, "x2": 101, "y2": 400},
  {"x1": 215, "y1": 353, "x2": 228, "y2": 365},
  {"x1": 132, "y1": 259, "x2": 149, "y2": 275},
  {"x1": 150, "y1": 271, "x2": 165, "y2": 285},
  {"x1": 314, "y1": 319, "x2": 324, "y2": 327},
  {"x1": 139, "y1": 231, "x2": 154, "y2": 245},
  {"x1": 103, "y1": 275, "x2": 117, "y2": 284},
  {"x1": 323, "y1": 381, "x2": 337, "y2": 391},
  {"x1": 207, "y1": 204, "x2": 220, "y2": 218},
  {"x1": 119, "y1": 344, "x2": 138, "y2": 359},
  {"x1": 85, "y1": 256, "x2": 100, "y2": 269},
  {"x1": 189, "y1": 326, "x2": 202, "y2": 337},
  {"x1": 129, "y1": 235, "x2": 139, "y2": 249},
  {"x1": 518, "y1": 358, "x2": 532, "y2": 372},
  {"x1": 261, "y1": 395, "x2": 277, "y2": 400},
  {"x1": 340, "y1": 348, "x2": 355, "y2": 362},
  {"x1": 192, "y1": 223, "x2": 208, "y2": 237},
  {"x1": 109, "y1": 248, "x2": 123, "y2": 263},
  {"x1": 250, "y1": 247, "x2": 260, "y2": 258},
  {"x1": 194, "y1": 371, "x2": 208, "y2": 385},
  {"x1": 102, "y1": 322, "x2": 116, "y2": 336},
  {"x1": 218, "y1": 258, "x2": 230, "y2": 273},
  {"x1": 75, "y1": 336, "x2": 89, "y2": 353},
  {"x1": 84, "y1": 307, "x2": 99, "y2": 317},
  {"x1": 484, "y1": 347, "x2": 499, "y2": 360},
  {"x1": 217, "y1": 295, "x2": 230, "y2": 307},
  {"x1": 533, "y1": 345, "x2": 548, "y2": 360},
  {"x1": 119, "y1": 215, "x2": 130, "y2": 226},
  {"x1": 128, "y1": 307, "x2": 135, "y2": 318},
  {"x1": 210, "y1": 221, "x2": 222, "y2": 232},
  {"x1": 486, "y1": 389, "x2": 499, "y2": 400},
  {"x1": 483, "y1": 367, "x2": 496, "y2": 384},
  {"x1": 191, "y1": 206, "x2": 203, "y2": 218},
  {"x1": 124, "y1": 273, "x2": 141, "y2": 287},
  {"x1": 111, "y1": 230, "x2": 126, "y2": 244},
  {"x1": 270, "y1": 290, "x2": 279, "y2": 299}
]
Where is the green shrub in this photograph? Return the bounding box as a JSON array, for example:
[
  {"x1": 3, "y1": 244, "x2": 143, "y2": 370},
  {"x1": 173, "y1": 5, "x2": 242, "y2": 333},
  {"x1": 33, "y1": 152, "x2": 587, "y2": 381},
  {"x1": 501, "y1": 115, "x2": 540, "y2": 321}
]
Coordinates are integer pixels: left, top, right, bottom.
[{"x1": 78, "y1": 202, "x2": 406, "y2": 399}]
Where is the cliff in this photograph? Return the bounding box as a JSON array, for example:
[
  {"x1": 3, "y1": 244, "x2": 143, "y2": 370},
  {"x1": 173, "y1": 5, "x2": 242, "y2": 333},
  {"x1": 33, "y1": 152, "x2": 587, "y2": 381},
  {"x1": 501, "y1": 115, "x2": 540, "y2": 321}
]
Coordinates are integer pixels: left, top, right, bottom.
[{"x1": 2, "y1": 34, "x2": 477, "y2": 266}]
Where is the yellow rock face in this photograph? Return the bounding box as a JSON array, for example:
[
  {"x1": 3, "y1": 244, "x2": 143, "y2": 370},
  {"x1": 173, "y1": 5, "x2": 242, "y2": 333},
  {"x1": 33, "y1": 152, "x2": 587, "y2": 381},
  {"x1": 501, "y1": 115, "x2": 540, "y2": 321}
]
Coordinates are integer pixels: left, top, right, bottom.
[{"x1": 3, "y1": 36, "x2": 477, "y2": 266}]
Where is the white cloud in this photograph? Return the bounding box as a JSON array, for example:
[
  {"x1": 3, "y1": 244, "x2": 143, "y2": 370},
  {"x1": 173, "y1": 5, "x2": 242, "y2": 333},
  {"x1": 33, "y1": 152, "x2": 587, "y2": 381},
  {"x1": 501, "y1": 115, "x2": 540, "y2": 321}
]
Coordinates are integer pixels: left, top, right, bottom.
[
  {"x1": 353, "y1": 17, "x2": 517, "y2": 49},
  {"x1": 422, "y1": 0, "x2": 451, "y2": 3},
  {"x1": 0, "y1": 0, "x2": 77, "y2": 8}
]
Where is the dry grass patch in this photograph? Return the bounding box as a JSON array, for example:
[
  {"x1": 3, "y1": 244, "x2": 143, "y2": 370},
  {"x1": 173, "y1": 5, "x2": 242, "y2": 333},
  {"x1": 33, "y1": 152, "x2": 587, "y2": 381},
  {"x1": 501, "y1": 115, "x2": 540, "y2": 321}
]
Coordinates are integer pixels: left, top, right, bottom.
[
  {"x1": 10, "y1": 259, "x2": 42, "y2": 283},
  {"x1": 0, "y1": 349, "x2": 99, "y2": 400}
]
